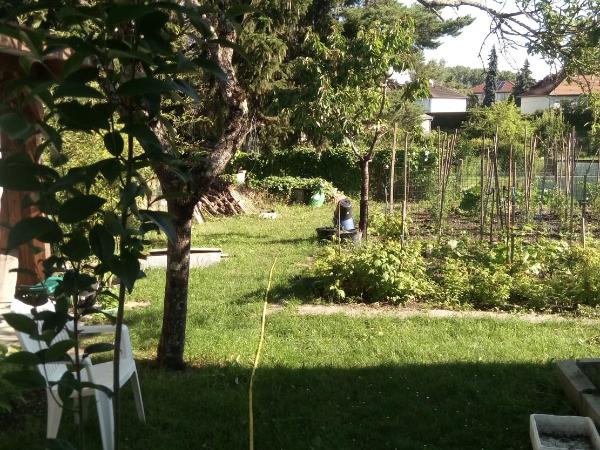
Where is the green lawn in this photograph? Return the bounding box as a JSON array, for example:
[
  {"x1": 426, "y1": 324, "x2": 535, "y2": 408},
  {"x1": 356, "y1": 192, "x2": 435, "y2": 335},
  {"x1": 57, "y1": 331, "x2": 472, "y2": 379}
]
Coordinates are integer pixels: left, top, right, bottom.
[{"x1": 2, "y1": 205, "x2": 600, "y2": 449}]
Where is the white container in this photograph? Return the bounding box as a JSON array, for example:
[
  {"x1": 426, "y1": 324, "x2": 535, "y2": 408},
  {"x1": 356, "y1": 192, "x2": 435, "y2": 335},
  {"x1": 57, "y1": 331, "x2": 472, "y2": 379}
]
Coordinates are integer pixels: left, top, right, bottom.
[
  {"x1": 141, "y1": 248, "x2": 223, "y2": 270},
  {"x1": 236, "y1": 170, "x2": 247, "y2": 185},
  {"x1": 530, "y1": 414, "x2": 600, "y2": 450}
]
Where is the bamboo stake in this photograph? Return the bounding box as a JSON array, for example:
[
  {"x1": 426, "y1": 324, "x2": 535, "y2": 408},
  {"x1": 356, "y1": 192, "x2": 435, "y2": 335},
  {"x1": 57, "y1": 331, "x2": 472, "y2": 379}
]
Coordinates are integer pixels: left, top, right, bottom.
[
  {"x1": 492, "y1": 127, "x2": 503, "y2": 230},
  {"x1": 489, "y1": 187, "x2": 495, "y2": 243},
  {"x1": 389, "y1": 122, "x2": 398, "y2": 214},
  {"x1": 437, "y1": 130, "x2": 455, "y2": 239},
  {"x1": 582, "y1": 174, "x2": 588, "y2": 247},
  {"x1": 401, "y1": 132, "x2": 409, "y2": 243},
  {"x1": 569, "y1": 130, "x2": 576, "y2": 236},
  {"x1": 479, "y1": 134, "x2": 486, "y2": 240}
]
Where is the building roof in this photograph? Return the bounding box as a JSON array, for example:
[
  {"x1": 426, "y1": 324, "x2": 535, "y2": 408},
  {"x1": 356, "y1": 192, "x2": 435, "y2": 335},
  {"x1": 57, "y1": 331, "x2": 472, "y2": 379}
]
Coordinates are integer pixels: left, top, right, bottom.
[
  {"x1": 471, "y1": 80, "x2": 515, "y2": 94},
  {"x1": 429, "y1": 84, "x2": 467, "y2": 99},
  {"x1": 522, "y1": 73, "x2": 600, "y2": 97}
]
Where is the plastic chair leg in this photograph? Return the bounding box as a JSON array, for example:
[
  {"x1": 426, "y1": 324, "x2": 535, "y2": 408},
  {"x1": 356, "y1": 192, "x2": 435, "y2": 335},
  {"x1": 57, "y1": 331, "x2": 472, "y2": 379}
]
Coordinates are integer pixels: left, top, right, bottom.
[
  {"x1": 95, "y1": 390, "x2": 114, "y2": 450},
  {"x1": 46, "y1": 390, "x2": 63, "y2": 439},
  {"x1": 131, "y1": 370, "x2": 146, "y2": 423}
]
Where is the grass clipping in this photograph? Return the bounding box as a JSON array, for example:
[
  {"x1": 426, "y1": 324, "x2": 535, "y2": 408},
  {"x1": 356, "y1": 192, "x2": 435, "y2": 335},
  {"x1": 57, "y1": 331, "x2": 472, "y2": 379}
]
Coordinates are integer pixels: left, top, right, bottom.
[{"x1": 249, "y1": 257, "x2": 277, "y2": 450}]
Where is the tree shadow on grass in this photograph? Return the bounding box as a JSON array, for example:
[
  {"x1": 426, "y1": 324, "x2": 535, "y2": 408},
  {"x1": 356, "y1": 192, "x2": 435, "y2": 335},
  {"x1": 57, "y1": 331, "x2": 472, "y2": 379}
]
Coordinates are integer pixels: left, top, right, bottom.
[
  {"x1": 0, "y1": 360, "x2": 575, "y2": 450},
  {"x1": 195, "y1": 232, "x2": 314, "y2": 246},
  {"x1": 234, "y1": 275, "x2": 319, "y2": 305}
]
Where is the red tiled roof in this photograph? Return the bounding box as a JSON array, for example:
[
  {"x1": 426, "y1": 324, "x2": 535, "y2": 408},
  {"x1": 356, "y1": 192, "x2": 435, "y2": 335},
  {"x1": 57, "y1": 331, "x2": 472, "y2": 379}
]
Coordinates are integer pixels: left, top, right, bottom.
[
  {"x1": 471, "y1": 82, "x2": 485, "y2": 94},
  {"x1": 522, "y1": 73, "x2": 600, "y2": 96},
  {"x1": 496, "y1": 80, "x2": 514, "y2": 93},
  {"x1": 471, "y1": 80, "x2": 514, "y2": 94}
]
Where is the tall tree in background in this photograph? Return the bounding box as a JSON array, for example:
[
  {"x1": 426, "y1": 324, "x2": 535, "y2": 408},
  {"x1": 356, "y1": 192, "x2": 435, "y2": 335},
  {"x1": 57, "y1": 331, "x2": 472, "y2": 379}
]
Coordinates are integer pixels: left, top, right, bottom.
[
  {"x1": 512, "y1": 59, "x2": 535, "y2": 106},
  {"x1": 483, "y1": 46, "x2": 498, "y2": 107}
]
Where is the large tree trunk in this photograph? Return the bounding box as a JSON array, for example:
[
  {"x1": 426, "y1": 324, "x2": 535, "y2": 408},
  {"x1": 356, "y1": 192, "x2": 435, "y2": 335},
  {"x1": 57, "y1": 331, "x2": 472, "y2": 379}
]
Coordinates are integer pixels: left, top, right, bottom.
[
  {"x1": 156, "y1": 199, "x2": 195, "y2": 370},
  {"x1": 358, "y1": 158, "x2": 370, "y2": 239},
  {"x1": 153, "y1": 16, "x2": 250, "y2": 369}
]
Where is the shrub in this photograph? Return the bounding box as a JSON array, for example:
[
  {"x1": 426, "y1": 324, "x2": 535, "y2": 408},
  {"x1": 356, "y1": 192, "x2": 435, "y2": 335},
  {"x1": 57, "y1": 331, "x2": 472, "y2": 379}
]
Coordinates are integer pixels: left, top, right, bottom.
[
  {"x1": 370, "y1": 213, "x2": 407, "y2": 240},
  {"x1": 467, "y1": 266, "x2": 512, "y2": 308},
  {"x1": 251, "y1": 176, "x2": 339, "y2": 201},
  {"x1": 312, "y1": 242, "x2": 434, "y2": 303},
  {"x1": 431, "y1": 257, "x2": 470, "y2": 306},
  {"x1": 311, "y1": 235, "x2": 600, "y2": 312}
]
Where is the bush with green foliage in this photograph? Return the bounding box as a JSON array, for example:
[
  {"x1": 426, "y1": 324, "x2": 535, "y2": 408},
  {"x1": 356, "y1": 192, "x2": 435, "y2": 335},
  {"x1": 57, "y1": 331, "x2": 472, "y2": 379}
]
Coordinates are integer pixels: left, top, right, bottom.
[
  {"x1": 312, "y1": 236, "x2": 600, "y2": 312},
  {"x1": 312, "y1": 242, "x2": 434, "y2": 303},
  {"x1": 251, "y1": 176, "x2": 338, "y2": 201},
  {"x1": 232, "y1": 146, "x2": 360, "y2": 194}
]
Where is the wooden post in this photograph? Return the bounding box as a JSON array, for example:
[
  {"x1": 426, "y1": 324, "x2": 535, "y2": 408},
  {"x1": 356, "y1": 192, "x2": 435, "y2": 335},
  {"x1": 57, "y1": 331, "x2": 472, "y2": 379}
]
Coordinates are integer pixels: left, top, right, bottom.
[
  {"x1": 582, "y1": 174, "x2": 588, "y2": 247},
  {"x1": 569, "y1": 130, "x2": 576, "y2": 237},
  {"x1": 492, "y1": 128, "x2": 503, "y2": 230},
  {"x1": 489, "y1": 187, "x2": 495, "y2": 244},
  {"x1": 479, "y1": 135, "x2": 485, "y2": 240},
  {"x1": 401, "y1": 132, "x2": 409, "y2": 243},
  {"x1": 389, "y1": 122, "x2": 398, "y2": 214}
]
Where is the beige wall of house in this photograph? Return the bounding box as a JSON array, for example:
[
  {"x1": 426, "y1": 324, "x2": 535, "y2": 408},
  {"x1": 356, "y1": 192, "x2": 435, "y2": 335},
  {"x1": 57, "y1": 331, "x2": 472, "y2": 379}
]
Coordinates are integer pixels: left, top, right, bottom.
[
  {"x1": 521, "y1": 96, "x2": 551, "y2": 114},
  {"x1": 521, "y1": 95, "x2": 580, "y2": 114}
]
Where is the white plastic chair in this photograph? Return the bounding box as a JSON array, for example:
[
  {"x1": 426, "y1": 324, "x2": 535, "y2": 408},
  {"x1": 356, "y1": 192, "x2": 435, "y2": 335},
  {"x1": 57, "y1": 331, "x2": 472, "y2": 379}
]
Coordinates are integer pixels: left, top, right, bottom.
[{"x1": 10, "y1": 299, "x2": 145, "y2": 450}]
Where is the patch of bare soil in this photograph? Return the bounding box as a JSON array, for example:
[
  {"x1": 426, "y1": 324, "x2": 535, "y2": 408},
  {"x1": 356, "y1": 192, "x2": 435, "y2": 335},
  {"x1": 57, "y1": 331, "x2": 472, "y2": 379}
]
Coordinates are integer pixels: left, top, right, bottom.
[{"x1": 269, "y1": 303, "x2": 599, "y2": 323}]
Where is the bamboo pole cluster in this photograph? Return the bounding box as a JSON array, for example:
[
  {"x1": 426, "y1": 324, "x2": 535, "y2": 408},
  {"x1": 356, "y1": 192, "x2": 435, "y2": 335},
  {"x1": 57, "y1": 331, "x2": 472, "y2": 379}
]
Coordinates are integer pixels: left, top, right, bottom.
[{"x1": 437, "y1": 129, "x2": 457, "y2": 239}]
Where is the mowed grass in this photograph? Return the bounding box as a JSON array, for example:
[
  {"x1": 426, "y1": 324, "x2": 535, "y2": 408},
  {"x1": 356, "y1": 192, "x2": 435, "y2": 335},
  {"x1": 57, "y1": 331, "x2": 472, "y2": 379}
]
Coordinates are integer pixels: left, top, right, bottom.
[{"x1": 2, "y1": 204, "x2": 600, "y2": 450}]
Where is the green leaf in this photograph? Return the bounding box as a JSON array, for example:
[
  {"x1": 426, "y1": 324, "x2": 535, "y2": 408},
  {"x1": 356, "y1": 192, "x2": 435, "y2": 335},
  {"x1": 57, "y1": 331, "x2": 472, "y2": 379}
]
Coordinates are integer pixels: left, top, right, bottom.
[
  {"x1": 128, "y1": 124, "x2": 162, "y2": 158},
  {"x1": 103, "y1": 212, "x2": 123, "y2": 236},
  {"x1": 45, "y1": 339, "x2": 76, "y2": 363},
  {"x1": 225, "y1": 5, "x2": 255, "y2": 18},
  {"x1": 83, "y1": 342, "x2": 113, "y2": 356},
  {"x1": 139, "y1": 209, "x2": 176, "y2": 244},
  {"x1": 195, "y1": 59, "x2": 227, "y2": 81},
  {"x1": 61, "y1": 231, "x2": 91, "y2": 261},
  {"x1": 173, "y1": 79, "x2": 201, "y2": 102},
  {"x1": 107, "y1": 48, "x2": 154, "y2": 65},
  {"x1": 0, "y1": 112, "x2": 32, "y2": 140},
  {"x1": 4, "y1": 351, "x2": 41, "y2": 366},
  {"x1": 2, "y1": 313, "x2": 37, "y2": 335},
  {"x1": 116, "y1": 77, "x2": 176, "y2": 96},
  {"x1": 4, "y1": 369, "x2": 46, "y2": 389},
  {"x1": 56, "y1": 102, "x2": 113, "y2": 130},
  {"x1": 0, "y1": 157, "x2": 41, "y2": 190},
  {"x1": 106, "y1": 4, "x2": 155, "y2": 26},
  {"x1": 109, "y1": 253, "x2": 141, "y2": 292},
  {"x1": 54, "y1": 83, "x2": 103, "y2": 99},
  {"x1": 92, "y1": 158, "x2": 122, "y2": 183},
  {"x1": 89, "y1": 224, "x2": 115, "y2": 261},
  {"x1": 58, "y1": 195, "x2": 106, "y2": 224},
  {"x1": 8, "y1": 217, "x2": 63, "y2": 250},
  {"x1": 103, "y1": 132, "x2": 124, "y2": 156},
  {"x1": 56, "y1": 370, "x2": 76, "y2": 403}
]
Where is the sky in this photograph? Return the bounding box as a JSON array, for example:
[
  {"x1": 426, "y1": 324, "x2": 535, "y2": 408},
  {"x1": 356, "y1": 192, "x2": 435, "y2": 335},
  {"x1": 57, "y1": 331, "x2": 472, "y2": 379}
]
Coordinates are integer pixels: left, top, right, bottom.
[{"x1": 401, "y1": 0, "x2": 558, "y2": 80}]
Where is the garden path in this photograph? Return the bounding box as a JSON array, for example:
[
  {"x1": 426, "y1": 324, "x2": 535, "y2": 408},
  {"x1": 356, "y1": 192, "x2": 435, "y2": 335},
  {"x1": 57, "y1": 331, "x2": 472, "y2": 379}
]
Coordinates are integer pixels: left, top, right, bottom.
[{"x1": 269, "y1": 303, "x2": 600, "y2": 324}]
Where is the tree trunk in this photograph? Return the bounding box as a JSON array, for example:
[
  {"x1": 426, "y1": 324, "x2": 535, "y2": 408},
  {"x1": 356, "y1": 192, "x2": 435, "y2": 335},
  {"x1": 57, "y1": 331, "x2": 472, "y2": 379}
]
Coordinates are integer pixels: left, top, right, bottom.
[
  {"x1": 152, "y1": 16, "x2": 251, "y2": 369},
  {"x1": 359, "y1": 158, "x2": 370, "y2": 239},
  {"x1": 156, "y1": 200, "x2": 195, "y2": 370}
]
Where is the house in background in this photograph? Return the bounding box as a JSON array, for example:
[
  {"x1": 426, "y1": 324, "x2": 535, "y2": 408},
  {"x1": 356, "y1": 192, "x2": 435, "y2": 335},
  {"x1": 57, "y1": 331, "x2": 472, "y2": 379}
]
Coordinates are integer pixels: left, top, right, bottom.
[
  {"x1": 520, "y1": 74, "x2": 600, "y2": 114},
  {"x1": 471, "y1": 80, "x2": 515, "y2": 104},
  {"x1": 415, "y1": 83, "x2": 468, "y2": 130}
]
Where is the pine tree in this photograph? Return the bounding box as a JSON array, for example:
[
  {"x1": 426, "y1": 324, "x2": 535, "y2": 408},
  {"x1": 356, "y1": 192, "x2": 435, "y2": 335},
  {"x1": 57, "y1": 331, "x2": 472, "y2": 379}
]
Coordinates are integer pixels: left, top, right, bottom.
[
  {"x1": 483, "y1": 46, "x2": 498, "y2": 107},
  {"x1": 512, "y1": 59, "x2": 535, "y2": 107}
]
